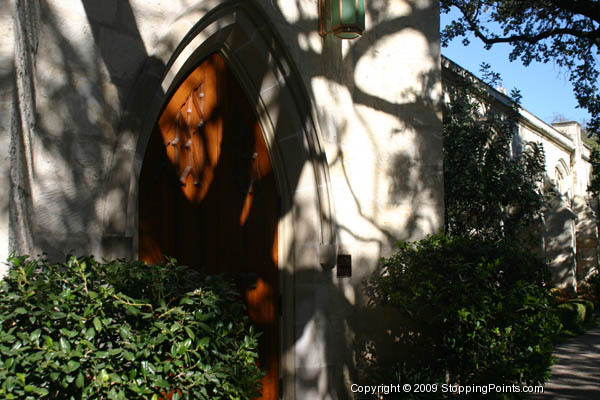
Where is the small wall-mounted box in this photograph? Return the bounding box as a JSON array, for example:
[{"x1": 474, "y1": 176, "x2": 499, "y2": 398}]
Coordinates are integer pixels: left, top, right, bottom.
[{"x1": 336, "y1": 254, "x2": 351, "y2": 277}]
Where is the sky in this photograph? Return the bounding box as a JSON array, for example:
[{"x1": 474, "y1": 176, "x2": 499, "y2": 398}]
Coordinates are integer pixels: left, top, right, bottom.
[{"x1": 440, "y1": 12, "x2": 592, "y2": 126}]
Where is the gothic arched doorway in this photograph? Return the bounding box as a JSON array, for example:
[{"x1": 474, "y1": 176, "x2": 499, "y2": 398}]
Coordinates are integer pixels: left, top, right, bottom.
[{"x1": 139, "y1": 53, "x2": 279, "y2": 400}]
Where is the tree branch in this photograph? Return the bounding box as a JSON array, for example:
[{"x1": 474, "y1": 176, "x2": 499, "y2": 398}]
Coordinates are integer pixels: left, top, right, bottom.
[
  {"x1": 455, "y1": 3, "x2": 600, "y2": 46},
  {"x1": 473, "y1": 26, "x2": 600, "y2": 45}
]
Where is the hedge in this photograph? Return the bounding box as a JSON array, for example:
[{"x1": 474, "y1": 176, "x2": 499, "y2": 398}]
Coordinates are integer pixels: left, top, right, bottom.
[{"x1": 0, "y1": 255, "x2": 263, "y2": 399}]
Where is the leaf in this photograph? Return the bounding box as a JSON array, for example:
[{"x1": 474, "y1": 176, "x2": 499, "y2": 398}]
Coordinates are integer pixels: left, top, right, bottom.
[
  {"x1": 75, "y1": 372, "x2": 84, "y2": 388},
  {"x1": 154, "y1": 379, "x2": 169, "y2": 388},
  {"x1": 170, "y1": 322, "x2": 181, "y2": 333},
  {"x1": 29, "y1": 330, "x2": 41, "y2": 342},
  {"x1": 197, "y1": 337, "x2": 210, "y2": 348},
  {"x1": 180, "y1": 296, "x2": 194, "y2": 305},
  {"x1": 108, "y1": 348, "x2": 122, "y2": 356},
  {"x1": 50, "y1": 311, "x2": 67, "y2": 319},
  {"x1": 84, "y1": 327, "x2": 96, "y2": 341},
  {"x1": 93, "y1": 317, "x2": 102, "y2": 332},
  {"x1": 59, "y1": 337, "x2": 71, "y2": 353},
  {"x1": 98, "y1": 369, "x2": 109, "y2": 383},
  {"x1": 34, "y1": 386, "x2": 49, "y2": 396},
  {"x1": 184, "y1": 326, "x2": 195, "y2": 340},
  {"x1": 197, "y1": 322, "x2": 211, "y2": 332},
  {"x1": 119, "y1": 326, "x2": 130, "y2": 339},
  {"x1": 63, "y1": 360, "x2": 80, "y2": 374},
  {"x1": 60, "y1": 328, "x2": 77, "y2": 339},
  {"x1": 125, "y1": 305, "x2": 140, "y2": 315}
]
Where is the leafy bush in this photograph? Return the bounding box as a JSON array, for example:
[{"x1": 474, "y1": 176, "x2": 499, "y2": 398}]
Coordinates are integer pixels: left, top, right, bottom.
[
  {"x1": 556, "y1": 303, "x2": 586, "y2": 333},
  {"x1": 0, "y1": 255, "x2": 263, "y2": 399},
  {"x1": 567, "y1": 299, "x2": 595, "y2": 323},
  {"x1": 364, "y1": 234, "x2": 559, "y2": 398}
]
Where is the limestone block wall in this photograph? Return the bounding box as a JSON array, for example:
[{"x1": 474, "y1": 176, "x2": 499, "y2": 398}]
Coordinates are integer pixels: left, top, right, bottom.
[{"x1": 4, "y1": 1, "x2": 443, "y2": 398}]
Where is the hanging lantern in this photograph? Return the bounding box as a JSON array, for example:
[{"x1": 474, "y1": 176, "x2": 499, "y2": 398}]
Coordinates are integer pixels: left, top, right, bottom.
[{"x1": 319, "y1": 0, "x2": 365, "y2": 39}]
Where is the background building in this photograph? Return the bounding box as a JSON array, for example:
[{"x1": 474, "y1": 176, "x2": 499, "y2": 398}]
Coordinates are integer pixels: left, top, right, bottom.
[{"x1": 442, "y1": 56, "x2": 599, "y2": 292}]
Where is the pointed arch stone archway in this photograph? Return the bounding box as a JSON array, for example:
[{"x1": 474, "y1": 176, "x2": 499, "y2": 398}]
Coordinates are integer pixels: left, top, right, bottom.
[{"x1": 98, "y1": 1, "x2": 336, "y2": 398}]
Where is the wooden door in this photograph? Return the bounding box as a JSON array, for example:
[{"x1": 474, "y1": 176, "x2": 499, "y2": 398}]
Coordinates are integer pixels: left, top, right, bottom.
[{"x1": 139, "y1": 53, "x2": 279, "y2": 400}]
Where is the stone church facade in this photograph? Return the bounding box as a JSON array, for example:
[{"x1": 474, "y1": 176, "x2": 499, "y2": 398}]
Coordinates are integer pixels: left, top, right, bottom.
[
  {"x1": 2, "y1": 1, "x2": 597, "y2": 397},
  {"x1": 1, "y1": 1, "x2": 443, "y2": 398}
]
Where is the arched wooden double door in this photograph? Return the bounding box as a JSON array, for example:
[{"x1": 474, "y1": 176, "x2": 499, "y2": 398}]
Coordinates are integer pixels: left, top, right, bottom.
[{"x1": 139, "y1": 53, "x2": 279, "y2": 400}]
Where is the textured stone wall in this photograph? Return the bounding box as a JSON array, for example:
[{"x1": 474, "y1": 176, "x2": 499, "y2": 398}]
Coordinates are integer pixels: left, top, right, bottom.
[{"x1": 5, "y1": 0, "x2": 443, "y2": 258}]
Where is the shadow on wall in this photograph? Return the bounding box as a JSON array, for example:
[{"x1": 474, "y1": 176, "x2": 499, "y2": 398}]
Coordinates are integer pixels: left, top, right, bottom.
[
  {"x1": 10, "y1": 0, "x2": 442, "y2": 398},
  {"x1": 11, "y1": 0, "x2": 161, "y2": 257},
  {"x1": 543, "y1": 185, "x2": 578, "y2": 291},
  {"x1": 573, "y1": 196, "x2": 599, "y2": 282},
  {"x1": 386, "y1": 68, "x2": 444, "y2": 241}
]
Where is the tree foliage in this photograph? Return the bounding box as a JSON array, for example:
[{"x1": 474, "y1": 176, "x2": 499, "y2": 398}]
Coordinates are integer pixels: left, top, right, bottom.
[
  {"x1": 441, "y1": 0, "x2": 600, "y2": 136},
  {"x1": 443, "y1": 64, "x2": 546, "y2": 241}
]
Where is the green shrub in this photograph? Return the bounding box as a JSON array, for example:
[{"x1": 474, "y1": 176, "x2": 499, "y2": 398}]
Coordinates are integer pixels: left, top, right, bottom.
[
  {"x1": 0, "y1": 255, "x2": 263, "y2": 399},
  {"x1": 566, "y1": 299, "x2": 595, "y2": 323},
  {"x1": 556, "y1": 302, "x2": 587, "y2": 332},
  {"x1": 364, "y1": 234, "x2": 559, "y2": 398}
]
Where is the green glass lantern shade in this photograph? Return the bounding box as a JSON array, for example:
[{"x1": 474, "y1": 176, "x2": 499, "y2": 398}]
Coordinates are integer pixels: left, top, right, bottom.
[{"x1": 331, "y1": 0, "x2": 365, "y2": 39}]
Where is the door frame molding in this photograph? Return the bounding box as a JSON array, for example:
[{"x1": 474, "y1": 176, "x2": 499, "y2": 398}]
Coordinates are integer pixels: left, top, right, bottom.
[{"x1": 99, "y1": 2, "x2": 336, "y2": 398}]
